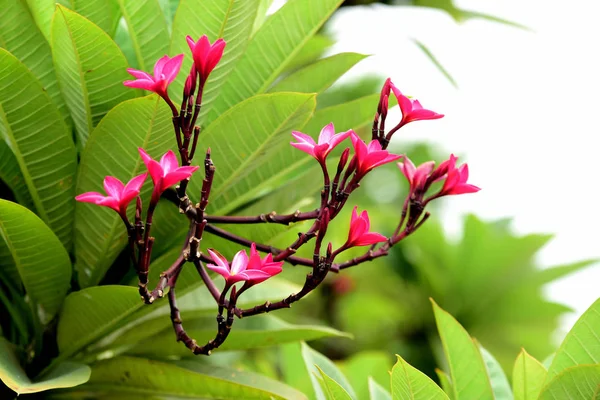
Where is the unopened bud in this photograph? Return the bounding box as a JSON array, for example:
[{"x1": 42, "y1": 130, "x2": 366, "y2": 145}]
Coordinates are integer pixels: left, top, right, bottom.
[
  {"x1": 377, "y1": 78, "x2": 392, "y2": 114},
  {"x1": 336, "y1": 148, "x2": 350, "y2": 175}
]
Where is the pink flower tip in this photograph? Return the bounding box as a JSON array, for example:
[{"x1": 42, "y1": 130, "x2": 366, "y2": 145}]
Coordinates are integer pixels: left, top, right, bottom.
[
  {"x1": 75, "y1": 173, "x2": 147, "y2": 216},
  {"x1": 186, "y1": 35, "x2": 226, "y2": 85},
  {"x1": 123, "y1": 54, "x2": 184, "y2": 99},
  {"x1": 389, "y1": 83, "x2": 444, "y2": 128},
  {"x1": 350, "y1": 131, "x2": 402, "y2": 179}
]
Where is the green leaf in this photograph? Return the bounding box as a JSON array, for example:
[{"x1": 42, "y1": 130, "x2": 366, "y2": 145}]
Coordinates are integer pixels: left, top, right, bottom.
[
  {"x1": 513, "y1": 349, "x2": 547, "y2": 400},
  {"x1": 369, "y1": 377, "x2": 392, "y2": 400},
  {"x1": 0, "y1": 200, "x2": 71, "y2": 323},
  {"x1": 411, "y1": 39, "x2": 457, "y2": 88},
  {"x1": 0, "y1": 337, "x2": 90, "y2": 395},
  {"x1": 303, "y1": 342, "x2": 357, "y2": 400},
  {"x1": 478, "y1": 344, "x2": 513, "y2": 400},
  {"x1": 24, "y1": 0, "x2": 56, "y2": 42},
  {"x1": 538, "y1": 364, "x2": 600, "y2": 400},
  {"x1": 339, "y1": 351, "x2": 392, "y2": 400},
  {"x1": 284, "y1": 34, "x2": 335, "y2": 73},
  {"x1": 62, "y1": 0, "x2": 122, "y2": 36},
  {"x1": 317, "y1": 366, "x2": 353, "y2": 400},
  {"x1": 117, "y1": 0, "x2": 170, "y2": 72},
  {"x1": 270, "y1": 53, "x2": 368, "y2": 94},
  {"x1": 0, "y1": 141, "x2": 33, "y2": 208},
  {"x1": 74, "y1": 95, "x2": 173, "y2": 288},
  {"x1": 58, "y1": 278, "x2": 300, "y2": 360},
  {"x1": 0, "y1": 49, "x2": 76, "y2": 248},
  {"x1": 545, "y1": 297, "x2": 600, "y2": 382},
  {"x1": 56, "y1": 355, "x2": 307, "y2": 399},
  {"x1": 187, "y1": 92, "x2": 316, "y2": 214},
  {"x1": 252, "y1": 0, "x2": 275, "y2": 34},
  {"x1": 391, "y1": 355, "x2": 449, "y2": 400},
  {"x1": 128, "y1": 314, "x2": 351, "y2": 357},
  {"x1": 169, "y1": 0, "x2": 260, "y2": 113},
  {"x1": 206, "y1": 0, "x2": 343, "y2": 125},
  {"x1": 1, "y1": 1, "x2": 70, "y2": 125},
  {"x1": 51, "y1": 5, "x2": 135, "y2": 148},
  {"x1": 435, "y1": 369, "x2": 455, "y2": 400},
  {"x1": 432, "y1": 299, "x2": 494, "y2": 400}
]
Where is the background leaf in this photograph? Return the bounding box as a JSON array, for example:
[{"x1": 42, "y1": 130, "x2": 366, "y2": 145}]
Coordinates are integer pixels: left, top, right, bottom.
[
  {"x1": 317, "y1": 366, "x2": 353, "y2": 400},
  {"x1": 0, "y1": 141, "x2": 33, "y2": 208},
  {"x1": 478, "y1": 344, "x2": 513, "y2": 400},
  {"x1": 51, "y1": 5, "x2": 135, "y2": 148},
  {"x1": 61, "y1": 0, "x2": 122, "y2": 37},
  {"x1": 206, "y1": 0, "x2": 343, "y2": 125},
  {"x1": 369, "y1": 377, "x2": 392, "y2": 400},
  {"x1": 538, "y1": 364, "x2": 600, "y2": 400},
  {"x1": 0, "y1": 200, "x2": 72, "y2": 323},
  {"x1": 0, "y1": 49, "x2": 76, "y2": 247},
  {"x1": 0, "y1": 337, "x2": 90, "y2": 395}
]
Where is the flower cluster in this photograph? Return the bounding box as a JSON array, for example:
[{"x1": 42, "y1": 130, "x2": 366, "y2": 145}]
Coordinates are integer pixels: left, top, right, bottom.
[{"x1": 75, "y1": 33, "x2": 480, "y2": 356}]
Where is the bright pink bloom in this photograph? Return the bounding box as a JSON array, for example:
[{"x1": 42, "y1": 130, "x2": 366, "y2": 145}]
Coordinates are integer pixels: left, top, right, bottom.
[
  {"x1": 398, "y1": 157, "x2": 435, "y2": 195},
  {"x1": 390, "y1": 83, "x2": 444, "y2": 128},
  {"x1": 343, "y1": 207, "x2": 387, "y2": 248},
  {"x1": 290, "y1": 123, "x2": 351, "y2": 164},
  {"x1": 206, "y1": 248, "x2": 274, "y2": 286},
  {"x1": 350, "y1": 131, "x2": 402, "y2": 179},
  {"x1": 138, "y1": 148, "x2": 199, "y2": 198},
  {"x1": 75, "y1": 174, "x2": 147, "y2": 216},
  {"x1": 186, "y1": 35, "x2": 226, "y2": 85},
  {"x1": 246, "y1": 243, "x2": 284, "y2": 284},
  {"x1": 440, "y1": 162, "x2": 480, "y2": 196},
  {"x1": 124, "y1": 54, "x2": 184, "y2": 98}
]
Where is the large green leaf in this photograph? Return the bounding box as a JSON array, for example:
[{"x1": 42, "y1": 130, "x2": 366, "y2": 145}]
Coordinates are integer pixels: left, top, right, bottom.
[
  {"x1": 74, "y1": 95, "x2": 173, "y2": 288},
  {"x1": 169, "y1": 0, "x2": 260, "y2": 110},
  {"x1": 513, "y1": 349, "x2": 547, "y2": 400},
  {"x1": 436, "y1": 369, "x2": 455, "y2": 400},
  {"x1": 117, "y1": 0, "x2": 169, "y2": 72},
  {"x1": 339, "y1": 352, "x2": 392, "y2": 400},
  {"x1": 206, "y1": 0, "x2": 343, "y2": 125},
  {"x1": 61, "y1": 0, "x2": 121, "y2": 36},
  {"x1": 1, "y1": 0, "x2": 70, "y2": 125},
  {"x1": 127, "y1": 314, "x2": 350, "y2": 357},
  {"x1": 54, "y1": 355, "x2": 307, "y2": 399},
  {"x1": 0, "y1": 200, "x2": 71, "y2": 323},
  {"x1": 187, "y1": 92, "x2": 316, "y2": 212},
  {"x1": 545, "y1": 297, "x2": 600, "y2": 382},
  {"x1": 284, "y1": 34, "x2": 335, "y2": 73},
  {"x1": 0, "y1": 49, "x2": 76, "y2": 247},
  {"x1": 0, "y1": 337, "x2": 90, "y2": 395},
  {"x1": 432, "y1": 300, "x2": 494, "y2": 400},
  {"x1": 317, "y1": 366, "x2": 353, "y2": 400},
  {"x1": 51, "y1": 5, "x2": 135, "y2": 148},
  {"x1": 0, "y1": 141, "x2": 32, "y2": 207},
  {"x1": 390, "y1": 355, "x2": 449, "y2": 400},
  {"x1": 538, "y1": 364, "x2": 600, "y2": 400},
  {"x1": 24, "y1": 0, "x2": 55, "y2": 42},
  {"x1": 57, "y1": 279, "x2": 300, "y2": 361},
  {"x1": 270, "y1": 53, "x2": 368, "y2": 94}
]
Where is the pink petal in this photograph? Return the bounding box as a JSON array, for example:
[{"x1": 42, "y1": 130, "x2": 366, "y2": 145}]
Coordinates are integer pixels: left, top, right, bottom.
[
  {"x1": 449, "y1": 184, "x2": 481, "y2": 195},
  {"x1": 368, "y1": 153, "x2": 402, "y2": 170},
  {"x1": 121, "y1": 173, "x2": 147, "y2": 206},
  {"x1": 207, "y1": 249, "x2": 230, "y2": 271},
  {"x1": 123, "y1": 79, "x2": 156, "y2": 92},
  {"x1": 318, "y1": 123, "x2": 335, "y2": 144},
  {"x1": 126, "y1": 69, "x2": 153, "y2": 80},
  {"x1": 290, "y1": 142, "x2": 316, "y2": 157},
  {"x1": 205, "y1": 39, "x2": 226, "y2": 76},
  {"x1": 353, "y1": 232, "x2": 388, "y2": 246},
  {"x1": 97, "y1": 197, "x2": 120, "y2": 212},
  {"x1": 103, "y1": 176, "x2": 124, "y2": 199},
  {"x1": 159, "y1": 150, "x2": 179, "y2": 174},
  {"x1": 291, "y1": 131, "x2": 316, "y2": 146},
  {"x1": 153, "y1": 55, "x2": 169, "y2": 79},
  {"x1": 75, "y1": 192, "x2": 108, "y2": 204},
  {"x1": 206, "y1": 264, "x2": 231, "y2": 280},
  {"x1": 328, "y1": 130, "x2": 352, "y2": 150},
  {"x1": 230, "y1": 250, "x2": 249, "y2": 275},
  {"x1": 366, "y1": 140, "x2": 382, "y2": 153},
  {"x1": 163, "y1": 54, "x2": 184, "y2": 84},
  {"x1": 161, "y1": 166, "x2": 200, "y2": 189}
]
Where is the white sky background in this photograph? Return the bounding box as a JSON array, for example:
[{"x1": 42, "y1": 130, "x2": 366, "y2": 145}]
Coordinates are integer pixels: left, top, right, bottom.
[{"x1": 318, "y1": 0, "x2": 600, "y2": 333}]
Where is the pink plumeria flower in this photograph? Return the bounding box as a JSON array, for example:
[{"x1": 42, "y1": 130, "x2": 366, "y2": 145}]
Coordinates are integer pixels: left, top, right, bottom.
[
  {"x1": 290, "y1": 123, "x2": 352, "y2": 165},
  {"x1": 206, "y1": 248, "x2": 274, "y2": 287},
  {"x1": 397, "y1": 157, "x2": 435, "y2": 195},
  {"x1": 342, "y1": 207, "x2": 387, "y2": 249},
  {"x1": 138, "y1": 148, "x2": 199, "y2": 201},
  {"x1": 124, "y1": 54, "x2": 184, "y2": 99},
  {"x1": 390, "y1": 83, "x2": 444, "y2": 128},
  {"x1": 75, "y1": 174, "x2": 147, "y2": 217},
  {"x1": 439, "y1": 161, "x2": 480, "y2": 196},
  {"x1": 350, "y1": 131, "x2": 402, "y2": 179},
  {"x1": 186, "y1": 35, "x2": 226, "y2": 85},
  {"x1": 246, "y1": 243, "x2": 284, "y2": 284}
]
